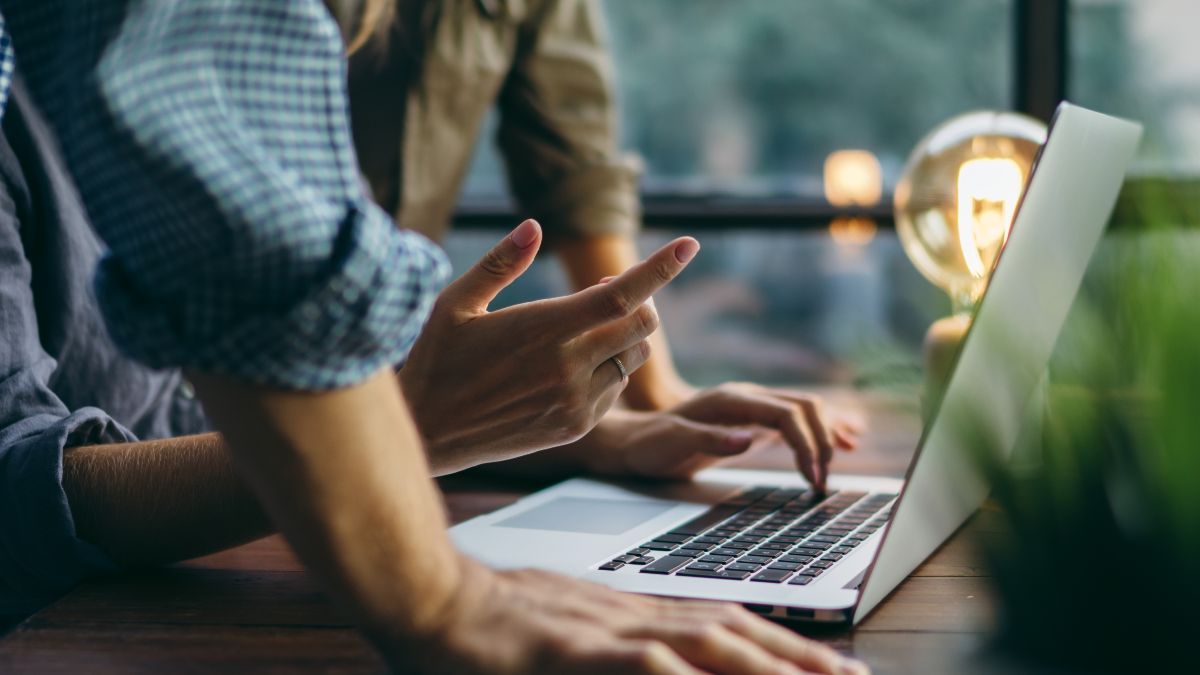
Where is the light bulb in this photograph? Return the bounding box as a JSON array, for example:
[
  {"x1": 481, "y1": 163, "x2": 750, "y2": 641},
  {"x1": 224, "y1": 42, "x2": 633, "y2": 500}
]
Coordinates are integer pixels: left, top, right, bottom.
[
  {"x1": 895, "y1": 111, "x2": 1047, "y2": 314},
  {"x1": 825, "y1": 150, "x2": 883, "y2": 207}
]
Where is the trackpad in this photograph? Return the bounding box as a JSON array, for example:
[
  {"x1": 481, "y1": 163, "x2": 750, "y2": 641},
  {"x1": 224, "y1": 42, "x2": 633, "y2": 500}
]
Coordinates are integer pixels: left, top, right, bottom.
[{"x1": 495, "y1": 497, "x2": 675, "y2": 535}]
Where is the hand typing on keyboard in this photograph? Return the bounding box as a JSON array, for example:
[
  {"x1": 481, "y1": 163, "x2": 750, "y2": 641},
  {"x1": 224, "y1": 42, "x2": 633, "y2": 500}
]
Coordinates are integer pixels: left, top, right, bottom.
[{"x1": 560, "y1": 385, "x2": 859, "y2": 488}]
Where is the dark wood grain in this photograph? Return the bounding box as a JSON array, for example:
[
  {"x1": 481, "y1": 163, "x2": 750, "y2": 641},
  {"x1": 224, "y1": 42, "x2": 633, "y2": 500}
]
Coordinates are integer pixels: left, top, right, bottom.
[{"x1": 0, "y1": 389, "x2": 1007, "y2": 674}]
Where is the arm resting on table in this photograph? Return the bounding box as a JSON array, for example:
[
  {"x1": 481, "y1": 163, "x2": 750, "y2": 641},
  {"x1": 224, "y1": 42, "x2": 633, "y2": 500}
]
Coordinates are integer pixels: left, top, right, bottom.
[
  {"x1": 188, "y1": 368, "x2": 465, "y2": 659},
  {"x1": 62, "y1": 433, "x2": 272, "y2": 567}
]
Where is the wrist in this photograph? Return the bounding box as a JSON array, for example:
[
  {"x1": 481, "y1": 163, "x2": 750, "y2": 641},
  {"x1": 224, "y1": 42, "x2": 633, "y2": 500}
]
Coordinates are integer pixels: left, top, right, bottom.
[
  {"x1": 622, "y1": 373, "x2": 695, "y2": 411},
  {"x1": 562, "y1": 414, "x2": 624, "y2": 476},
  {"x1": 370, "y1": 552, "x2": 479, "y2": 666}
]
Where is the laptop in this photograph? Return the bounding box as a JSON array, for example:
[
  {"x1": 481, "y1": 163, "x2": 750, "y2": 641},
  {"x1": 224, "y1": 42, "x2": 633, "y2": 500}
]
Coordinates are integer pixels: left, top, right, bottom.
[{"x1": 451, "y1": 103, "x2": 1143, "y2": 624}]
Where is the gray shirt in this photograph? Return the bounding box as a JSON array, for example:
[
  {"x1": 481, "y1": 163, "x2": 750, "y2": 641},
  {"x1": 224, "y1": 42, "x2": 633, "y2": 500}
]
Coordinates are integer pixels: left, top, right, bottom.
[{"x1": 0, "y1": 81, "x2": 208, "y2": 616}]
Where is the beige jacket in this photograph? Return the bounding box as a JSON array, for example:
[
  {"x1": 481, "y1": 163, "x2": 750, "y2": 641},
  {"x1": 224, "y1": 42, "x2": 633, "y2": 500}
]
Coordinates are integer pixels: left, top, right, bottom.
[{"x1": 349, "y1": 0, "x2": 641, "y2": 245}]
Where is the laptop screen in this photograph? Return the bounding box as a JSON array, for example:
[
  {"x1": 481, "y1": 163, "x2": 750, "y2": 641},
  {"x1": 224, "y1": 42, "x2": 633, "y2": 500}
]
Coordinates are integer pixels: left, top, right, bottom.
[{"x1": 852, "y1": 104, "x2": 1143, "y2": 623}]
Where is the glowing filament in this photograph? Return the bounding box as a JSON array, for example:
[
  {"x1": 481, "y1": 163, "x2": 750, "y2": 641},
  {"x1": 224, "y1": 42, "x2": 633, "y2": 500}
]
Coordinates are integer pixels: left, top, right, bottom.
[{"x1": 956, "y1": 158, "x2": 1023, "y2": 278}]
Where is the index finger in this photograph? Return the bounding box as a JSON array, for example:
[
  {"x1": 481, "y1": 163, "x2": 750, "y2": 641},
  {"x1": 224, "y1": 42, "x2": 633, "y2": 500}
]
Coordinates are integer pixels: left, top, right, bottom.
[{"x1": 554, "y1": 237, "x2": 699, "y2": 334}]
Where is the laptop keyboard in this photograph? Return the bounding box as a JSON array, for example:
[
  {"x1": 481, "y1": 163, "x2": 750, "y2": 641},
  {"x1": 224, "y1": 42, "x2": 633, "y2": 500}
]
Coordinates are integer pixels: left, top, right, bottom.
[{"x1": 594, "y1": 486, "x2": 895, "y2": 585}]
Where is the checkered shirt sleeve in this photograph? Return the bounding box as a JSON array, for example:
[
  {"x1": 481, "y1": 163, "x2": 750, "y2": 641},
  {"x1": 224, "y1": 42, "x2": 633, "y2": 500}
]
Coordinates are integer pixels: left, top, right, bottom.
[{"x1": 0, "y1": 1, "x2": 449, "y2": 389}]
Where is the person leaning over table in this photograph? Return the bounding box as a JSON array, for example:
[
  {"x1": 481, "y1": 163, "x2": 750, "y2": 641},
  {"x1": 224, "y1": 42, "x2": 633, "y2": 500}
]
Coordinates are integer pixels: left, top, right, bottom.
[
  {"x1": 348, "y1": 0, "x2": 857, "y2": 489},
  {"x1": 0, "y1": 1, "x2": 868, "y2": 674}
]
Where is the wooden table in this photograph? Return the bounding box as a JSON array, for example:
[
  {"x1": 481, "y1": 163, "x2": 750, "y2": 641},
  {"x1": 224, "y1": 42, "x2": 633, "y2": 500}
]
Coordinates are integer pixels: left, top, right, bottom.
[{"x1": 0, "y1": 390, "x2": 1002, "y2": 673}]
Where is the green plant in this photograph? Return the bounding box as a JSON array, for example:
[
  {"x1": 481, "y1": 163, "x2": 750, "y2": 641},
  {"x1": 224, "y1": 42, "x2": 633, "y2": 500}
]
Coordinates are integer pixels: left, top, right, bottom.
[{"x1": 972, "y1": 185, "x2": 1200, "y2": 671}]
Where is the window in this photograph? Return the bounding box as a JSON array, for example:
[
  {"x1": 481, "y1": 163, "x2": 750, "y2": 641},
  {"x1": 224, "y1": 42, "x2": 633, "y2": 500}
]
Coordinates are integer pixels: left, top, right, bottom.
[
  {"x1": 463, "y1": 0, "x2": 1014, "y2": 202},
  {"x1": 1071, "y1": 0, "x2": 1200, "y2": 174},
  {"x1": 448, "y1": 1, "x2": 1177, "y2": 388},
  {"x1": 605, "y1": 0, "x2": 1012, "y2": 199}
]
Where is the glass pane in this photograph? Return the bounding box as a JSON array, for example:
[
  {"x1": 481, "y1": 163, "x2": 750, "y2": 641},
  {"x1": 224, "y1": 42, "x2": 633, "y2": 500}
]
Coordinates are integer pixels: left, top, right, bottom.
[
  {"x1": 461, "y1": 0, "x2": 1013, "y2": 201},
  {"x1": 440, "y1": 230, "x2": 946, "y2": 388},
  {"x1": 1072, "y1": 0, "x2": 1200, "y2": 173}
]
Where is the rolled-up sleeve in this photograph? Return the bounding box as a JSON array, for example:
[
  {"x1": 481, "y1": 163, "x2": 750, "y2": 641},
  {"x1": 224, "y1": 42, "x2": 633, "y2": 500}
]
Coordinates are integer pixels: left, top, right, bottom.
[
  {"x1": 2, "y1": 0, "x2": 448, "y2": 389},
  {"x1": 497, "y1": 0, "x2": 642, "y2": 245},
  {"x1": 0, "y1": 203, "x2": 120, "y2": 614}
]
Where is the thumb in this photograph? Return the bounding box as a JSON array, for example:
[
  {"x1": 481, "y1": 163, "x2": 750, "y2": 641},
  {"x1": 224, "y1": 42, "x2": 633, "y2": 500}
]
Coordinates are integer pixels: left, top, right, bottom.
[
  {"x1": 440, "y1": 219, "x2": 542, "y2": 314},
  {"x1": 669, "y1": 418, "x2": 757, "y2": 458}
]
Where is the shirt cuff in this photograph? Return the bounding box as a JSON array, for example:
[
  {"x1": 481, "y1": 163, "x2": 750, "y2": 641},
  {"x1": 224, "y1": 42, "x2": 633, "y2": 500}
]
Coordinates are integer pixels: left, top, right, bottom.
[
  {"x1": 95, "y1": 204, "x2": 449, "y2": 390},
  {"x1": 0, "y1": 409, "x2": 128, "y2": 615}
]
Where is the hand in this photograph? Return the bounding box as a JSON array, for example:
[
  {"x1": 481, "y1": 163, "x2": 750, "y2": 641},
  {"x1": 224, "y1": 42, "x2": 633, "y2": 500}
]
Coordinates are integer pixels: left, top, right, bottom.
[
  {"x1": 573, "y1": 387, "x2": 858, "y2": 486},
  {"x1": 401, "y1": 219, "x2": 699, "y2": 475},
  {"x1": 400, "y1": 560, "x2": 870, "y2": 675},
  {"x1": 666, "y1": 384, "x2": 859, "y2": 491},
  {"x1": 573, "y1": 409, "x2": 758, "y2": 480}
]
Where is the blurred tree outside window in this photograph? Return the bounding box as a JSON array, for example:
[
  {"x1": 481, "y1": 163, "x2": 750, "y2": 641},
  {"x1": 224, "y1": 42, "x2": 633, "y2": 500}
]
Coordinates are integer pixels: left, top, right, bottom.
[{"x1": 1071, "y1": 0, "x2": 1200, "y2": 175}]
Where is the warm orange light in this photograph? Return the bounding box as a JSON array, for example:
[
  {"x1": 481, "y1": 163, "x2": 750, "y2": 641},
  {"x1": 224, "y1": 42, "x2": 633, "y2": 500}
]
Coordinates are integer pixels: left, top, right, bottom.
[
  {"x1": 956, "y1": 157, "x2": 1024, "y2": 277},
  {"x1": 829, "y1": 217, "x2": 878, "y2": 246},
  {"x1": 824, "y1": 150, "x2": 883, "y2": 207}
]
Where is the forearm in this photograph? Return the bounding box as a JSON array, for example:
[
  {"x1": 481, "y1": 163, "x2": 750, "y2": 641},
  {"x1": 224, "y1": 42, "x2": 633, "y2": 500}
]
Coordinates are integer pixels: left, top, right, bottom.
[
  {"x1": 557, "y1": 234, "x2": 690, "y2": 409},
  {"x1": 62, "y1": 433, "x2": 272, "y2": 567},
  {"x1": 188, "y1": 368, "x2": 464, "y2": 658}
]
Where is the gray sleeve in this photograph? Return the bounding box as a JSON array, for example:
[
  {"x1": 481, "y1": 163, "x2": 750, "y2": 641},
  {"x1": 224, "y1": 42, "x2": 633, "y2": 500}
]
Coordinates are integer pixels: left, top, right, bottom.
[{"x1": 0, "y1": 201, "x2": 124, "y2": 615}]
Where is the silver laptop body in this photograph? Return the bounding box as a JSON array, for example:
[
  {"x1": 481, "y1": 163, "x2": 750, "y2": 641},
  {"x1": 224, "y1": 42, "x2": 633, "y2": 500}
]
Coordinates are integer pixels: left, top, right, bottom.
[{"x1": 451, "y1": 103, "x2": 1143, "y2": 623}]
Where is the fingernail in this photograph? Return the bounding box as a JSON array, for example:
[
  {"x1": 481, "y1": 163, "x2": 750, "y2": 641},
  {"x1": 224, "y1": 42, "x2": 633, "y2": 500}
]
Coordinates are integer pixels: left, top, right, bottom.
[
  {"x1": 725, "y1": 431, "x2": 755, "y2": 449},
  {"x1": 510, "y1": 219, "x2": 539, "y2": 249},
  {"x1": 598, "y1": 275, "x2": 616, "y2": 284},
  {"x1": 674, "y1": 238, "x2": 700, "y2": 263},
  {"x1": 838, "y1": 658, "x2": 870, "y2": 675}
]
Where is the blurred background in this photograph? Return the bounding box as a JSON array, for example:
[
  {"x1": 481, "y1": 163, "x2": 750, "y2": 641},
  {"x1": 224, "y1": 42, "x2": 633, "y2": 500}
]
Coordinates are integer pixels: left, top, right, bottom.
[{"x1": 439, "y1": 0, "x2": 1198, "y2": 390}]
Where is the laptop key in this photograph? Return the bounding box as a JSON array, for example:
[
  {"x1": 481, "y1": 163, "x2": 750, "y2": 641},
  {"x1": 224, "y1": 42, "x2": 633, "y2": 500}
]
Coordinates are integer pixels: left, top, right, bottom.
[
  {"x1": 796, "y1": 541, "x2": 832, "y2": 551},
  {"x1": 629, "y1": 556, "x2": 654, "y2": 565},
  {"x1": 672, "y1": 549, "x2": 706, "y2": 559},
  {"x1": 672, "y1": 506, "x2": 742, "y2": 535},
  {"x1": 640, "y1": 556, "x2": 693, "y2": 575},
  {"x1": 656, "y1": 533, "x2": 693, "y2": 544},
  {"x1": 685, "y1": 562, "x2": 722, "y2": 572},
  {"x1": 740, "y1": 555, "x2": 773, "y2": 565},
  {"x1": 714, "y1": 569, "x2": 753, "y2": 580},
  {"x1": 780, "y1": 555, "x2": 815, "y2": 564},
  {"x1": 700, "y1": 555, "x2": 734, "y2": 564},
  {"x1": 676, "y1": 568, "x2": 753, "y2": 581},
  {"x1": 612, "y1": 554, "x2": 640, "y2": 564},
  {"x1": 693, "y1": 536, "x2": 726, "y2": 545},
  {"x1": 788, "y1": 575, "x2": 814, "y2": 585},
  {"x1": 711, "y1": 548, "x2": 743, "y2": 557},
  {"x1": 767, "y1": 562, "x2": 802, "y2": 571},
  {"x1": 751, "y1": 569, "x2": 793, "y2": 583},
  {"x1": 599, "y1": 561, "x2": 624, "y2": 571},
  {"x1": 725, "y1": 562, "x2": 762, "y2": 572},
  {"x1": 627, "y1": 548, "x2": 651, "y2": 556},
  {"x1": 641, "y1": 541, "x2": 678, "y2": 551}
]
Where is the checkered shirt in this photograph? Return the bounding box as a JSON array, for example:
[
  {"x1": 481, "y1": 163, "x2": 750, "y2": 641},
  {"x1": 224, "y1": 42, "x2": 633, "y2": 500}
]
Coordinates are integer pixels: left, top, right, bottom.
[{"x1": 0, "y1": 1, "x2": 449, "y2": 389}]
